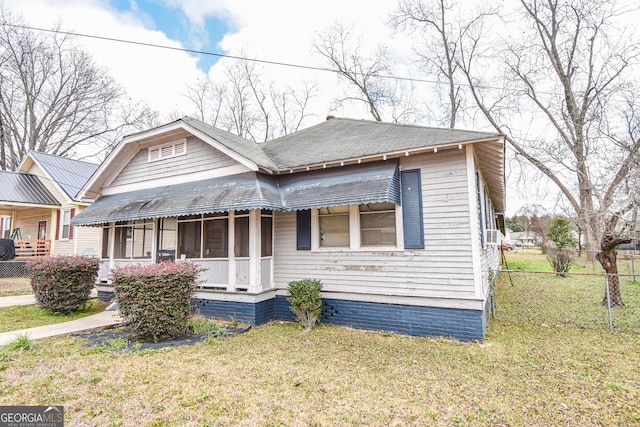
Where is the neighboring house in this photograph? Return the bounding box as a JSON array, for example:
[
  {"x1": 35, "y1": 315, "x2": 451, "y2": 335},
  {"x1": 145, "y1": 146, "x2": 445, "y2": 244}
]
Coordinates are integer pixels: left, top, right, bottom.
[
  {"x1": 510, "y1": 231, "x2": 539, "y2": 247},
  {"x1": 0, "y1": 151, "x2": 100, "y2": 259},
  {"x1": 73, "y1": 116, "x2": 506, "y2": 341}
]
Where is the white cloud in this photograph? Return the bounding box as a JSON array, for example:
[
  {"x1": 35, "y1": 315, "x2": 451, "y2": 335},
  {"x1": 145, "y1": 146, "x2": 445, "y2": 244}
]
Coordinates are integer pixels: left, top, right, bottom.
[{"x1": 8, "y1": 0, "x2": 205, "y2": 116}]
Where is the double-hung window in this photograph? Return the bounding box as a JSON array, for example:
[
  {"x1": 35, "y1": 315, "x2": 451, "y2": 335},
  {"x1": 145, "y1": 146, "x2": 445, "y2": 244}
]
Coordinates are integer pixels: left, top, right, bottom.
[
  {"x1": 316, "y1": 202, "x2": 399, "y2": 250},
  {"x1": 60, "y1": 210, "x2": 71, "y2": 239},
  {"x1": 319, "y1": 206, "x2": 350, "y2": 248}
]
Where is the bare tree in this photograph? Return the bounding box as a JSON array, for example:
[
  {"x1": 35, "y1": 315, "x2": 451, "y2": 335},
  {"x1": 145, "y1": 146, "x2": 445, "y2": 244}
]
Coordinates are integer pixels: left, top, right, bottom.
[
  {"x1": 0, "y1": 10, "x2": 155, "y2": 169},
  {"x1": 314, "y1": 22, "x2": 405, "y2": 122},
  {"x1": 447, "y1": 0, "x2": 640, "y2": 305},
  {"x1": 185, "y1": 57, "x2": 317, "y2": 141},
  {"x1": 391, "y1": 0, "x2": 496, "y2": 128},
  {"x1": 270, "y1": 81, "x2": 318, "y2": 136}
]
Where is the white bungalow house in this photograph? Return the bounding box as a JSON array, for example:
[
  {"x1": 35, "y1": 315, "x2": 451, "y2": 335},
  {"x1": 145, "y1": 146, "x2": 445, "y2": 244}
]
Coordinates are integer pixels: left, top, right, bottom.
[
  {"x1": 72, "y1": 116, "x2": 506, "y2": 341},
  {"x1": 0, "y1": 151, "x2": 100, "y2": 261}
]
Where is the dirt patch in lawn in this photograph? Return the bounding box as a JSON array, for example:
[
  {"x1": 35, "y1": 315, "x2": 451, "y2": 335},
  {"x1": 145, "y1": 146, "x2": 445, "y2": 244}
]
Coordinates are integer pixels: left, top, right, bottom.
[
  {"x1": 0, "y1": 277, "x2": 31, "y2": 296},
  {"x1": 76, "y1": 324, "x2": 251, "y2": 351}
]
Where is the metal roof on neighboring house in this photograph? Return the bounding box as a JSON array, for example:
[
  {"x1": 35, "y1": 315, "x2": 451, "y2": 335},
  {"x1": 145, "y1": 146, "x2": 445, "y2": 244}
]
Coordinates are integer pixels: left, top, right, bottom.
[
  {"x1": 72, "y1": 161, "x2": 400, "y2": 225},
  {"x1": 28, "y1": 151, "x2": 99, "y2": 201},
  {"x1": 0, "y1": 170, "x2": 60, "y2": 206}
]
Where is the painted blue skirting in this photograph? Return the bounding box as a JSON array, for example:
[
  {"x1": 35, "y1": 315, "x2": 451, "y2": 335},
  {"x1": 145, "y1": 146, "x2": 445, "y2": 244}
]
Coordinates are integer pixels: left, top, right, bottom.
[{"x1": 100, "y1": 289, "x2": 487, "y2": 341}]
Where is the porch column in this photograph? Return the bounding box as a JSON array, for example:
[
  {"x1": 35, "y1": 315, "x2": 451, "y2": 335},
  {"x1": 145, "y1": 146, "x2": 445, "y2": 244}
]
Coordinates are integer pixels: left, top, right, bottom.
[
  {"x1": 248, "y1": 209, "x2": 262, "y2": 293},
  {"x1": 108, "y1": 223, "x2": 116, "y2": 272}
]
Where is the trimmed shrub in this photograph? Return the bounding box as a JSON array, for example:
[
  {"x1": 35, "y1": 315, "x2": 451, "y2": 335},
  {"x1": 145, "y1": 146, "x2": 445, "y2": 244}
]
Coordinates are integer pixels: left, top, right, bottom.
[
  {"x1": 112, "y1": 262, "x2": 202, "y2": 342},
  {"x1": 27, "y1": 256, "x2": 99, "y2": 315},
  {"x1": 288, "y1": 279, "x2": 323, "y2": 332}
]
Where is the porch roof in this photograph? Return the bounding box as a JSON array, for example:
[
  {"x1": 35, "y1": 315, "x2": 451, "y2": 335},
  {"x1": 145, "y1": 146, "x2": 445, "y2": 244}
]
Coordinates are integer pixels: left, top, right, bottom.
[
  {"x1": 0, "y1": 171, "x2": 59, "y2": 207},
  {"x1": 71, "y1": 161, "x2": 400, "y2": 226}
]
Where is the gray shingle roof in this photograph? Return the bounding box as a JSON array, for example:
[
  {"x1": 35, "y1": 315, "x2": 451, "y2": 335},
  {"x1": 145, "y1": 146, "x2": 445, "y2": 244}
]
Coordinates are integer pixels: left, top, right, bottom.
[
  {"x1": 29, "y1": 151, "x2": 99, "y2": 200},
  {"x1": 0, "y1": 170, "x2": 59, "y2": 206},
  {"x1": 181, "y1": 116, "x2": 279, "y2": 170},
  {"x1": 261, "y1": 117, "x2": 500, "y2": 169}
]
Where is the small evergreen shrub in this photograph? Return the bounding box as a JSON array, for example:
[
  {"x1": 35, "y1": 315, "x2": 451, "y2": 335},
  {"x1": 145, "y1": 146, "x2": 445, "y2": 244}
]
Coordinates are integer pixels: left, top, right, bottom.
[
  {"x1": 111, "y1": 262, "x2": 201, "y2": 342},
  {"x1": 27, "y1": 256, "x2": 99, "y2": 315},
  {"x1": 287, "y1": 279, "x2": 323, "y2": 332}
]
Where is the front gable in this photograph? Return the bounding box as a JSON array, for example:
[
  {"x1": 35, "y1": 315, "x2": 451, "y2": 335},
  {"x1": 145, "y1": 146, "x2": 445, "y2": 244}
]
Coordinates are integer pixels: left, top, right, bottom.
[{"x1": 106, "y1": 135, "x2": 251, "y2": 195}]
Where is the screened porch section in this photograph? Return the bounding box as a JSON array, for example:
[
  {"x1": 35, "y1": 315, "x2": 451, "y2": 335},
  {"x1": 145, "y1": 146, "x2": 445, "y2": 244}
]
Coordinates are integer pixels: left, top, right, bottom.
[{"x1": 99, "y1": 209, "x2": 273, "y2": 293}]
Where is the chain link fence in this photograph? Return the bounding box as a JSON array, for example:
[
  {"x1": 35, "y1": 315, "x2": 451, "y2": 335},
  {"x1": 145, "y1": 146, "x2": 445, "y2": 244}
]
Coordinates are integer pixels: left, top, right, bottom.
[
  {"x1": 490, "y1": 266, "x2": 640, "y2": 333},
  {"x1": 0, "y1": 261, "x2": 28, "y2": 278}
]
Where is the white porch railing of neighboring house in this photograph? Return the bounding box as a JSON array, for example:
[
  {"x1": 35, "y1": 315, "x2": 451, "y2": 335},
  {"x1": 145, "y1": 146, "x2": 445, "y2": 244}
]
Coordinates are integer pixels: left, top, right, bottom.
[{"x1": 14, "y1": 239, "x2": 52, "y2": 259}]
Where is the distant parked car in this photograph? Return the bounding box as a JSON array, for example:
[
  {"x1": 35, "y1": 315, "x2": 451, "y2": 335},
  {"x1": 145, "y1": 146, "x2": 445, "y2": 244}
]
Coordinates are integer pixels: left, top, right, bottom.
[{"x1": 500, "y1": 242, "x2": 515, "y2": 251}]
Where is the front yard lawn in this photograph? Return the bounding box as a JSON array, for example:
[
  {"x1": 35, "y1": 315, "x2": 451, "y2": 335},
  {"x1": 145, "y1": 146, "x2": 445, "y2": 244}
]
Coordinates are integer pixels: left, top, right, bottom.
[{"x1": 0, "y1": 251, "x2": 638, "y2": 426}]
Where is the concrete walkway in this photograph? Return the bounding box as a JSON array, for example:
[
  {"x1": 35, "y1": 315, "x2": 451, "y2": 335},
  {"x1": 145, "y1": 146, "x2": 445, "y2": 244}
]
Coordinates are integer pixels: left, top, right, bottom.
[
  {"x1": 0, "y1": 289, "x2": 98, "y2": 308},
  {"x1": 0, "y1": 290, "x2": 121, "y2": 346},
  {"x1": 0, "y1": 310, "x2": 123, "y2": 346},
  {"x1": 0, "y1": 294, "x2": 37, "y2": 307}
]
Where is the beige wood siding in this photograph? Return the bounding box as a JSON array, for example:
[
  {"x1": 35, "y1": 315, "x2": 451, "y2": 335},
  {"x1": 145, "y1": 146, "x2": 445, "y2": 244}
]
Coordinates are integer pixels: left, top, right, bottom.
[
  {"x1": 111, "y1": 136, "x2": 241, "y2": 187},
  {"x1": 272, "y1": 150, "x2": 478, "y2": 300},
  {"x1": 14, "y1": 208, "x2": 53, "y2": 240}
]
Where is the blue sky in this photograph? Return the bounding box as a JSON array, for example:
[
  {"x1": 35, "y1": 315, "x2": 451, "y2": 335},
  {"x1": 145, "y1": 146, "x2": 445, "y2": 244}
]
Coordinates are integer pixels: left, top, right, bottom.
[{"x1": 109, "y1": 0, "x2": 229, "y2": 71}]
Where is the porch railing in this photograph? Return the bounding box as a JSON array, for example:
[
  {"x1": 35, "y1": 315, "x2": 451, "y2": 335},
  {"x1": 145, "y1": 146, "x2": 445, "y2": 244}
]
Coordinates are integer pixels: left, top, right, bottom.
[{"x1": 14, "y1": 239, "x2": 51, "y2": 259}]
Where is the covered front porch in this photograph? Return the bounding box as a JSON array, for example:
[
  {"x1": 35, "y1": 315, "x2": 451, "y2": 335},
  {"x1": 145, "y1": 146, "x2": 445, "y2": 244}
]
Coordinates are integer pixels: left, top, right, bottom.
[{"x1": 98, "y1": 209, "x2": 274, "y2": 293}]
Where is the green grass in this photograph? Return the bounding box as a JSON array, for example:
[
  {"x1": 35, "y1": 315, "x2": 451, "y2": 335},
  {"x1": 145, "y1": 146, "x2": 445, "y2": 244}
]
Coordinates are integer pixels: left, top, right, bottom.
[
  {"x1": 0, "y1": 252, "x2": 637, "y2": 426},
  {"x1": 0, "y1": 277, "x2": 32, "y2": 297},
  {"x1": 0, "y1": 299, "x2": 106, "y2": 333}
]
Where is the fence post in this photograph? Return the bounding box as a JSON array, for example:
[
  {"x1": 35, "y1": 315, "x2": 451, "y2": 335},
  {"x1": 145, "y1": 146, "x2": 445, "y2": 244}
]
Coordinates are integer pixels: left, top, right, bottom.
[
  {"x1": 632, "y1": 257, "x2": 636, "y2": 283},
  {"x1": 605, "y1": 274, "x2": 613, "y2": 333}
]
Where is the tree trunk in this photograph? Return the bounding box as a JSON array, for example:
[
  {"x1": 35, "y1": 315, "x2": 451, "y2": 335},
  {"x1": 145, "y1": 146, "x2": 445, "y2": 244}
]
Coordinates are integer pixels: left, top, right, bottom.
[{"x1": 595, "y1": 242, "x2": 626, "y2": 307}]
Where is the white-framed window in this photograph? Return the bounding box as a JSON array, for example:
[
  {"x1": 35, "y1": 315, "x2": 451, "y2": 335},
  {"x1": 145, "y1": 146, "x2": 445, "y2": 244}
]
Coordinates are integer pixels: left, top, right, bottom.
[
  {"x1": 319, "y1": 206, "x2": 350, "y2": 248},
  {"x1": 315, "y1": 203, "x2": 401, "y2": 250},
  {"x1": 60, "y1": 210, "x2": 71, "y2": 239},
  {"x1": 148, "y1": 138, "x2": 187, "y2": 162},
  {"x1": 360, "y1": 203, "x2": 397, "y2": 246}
]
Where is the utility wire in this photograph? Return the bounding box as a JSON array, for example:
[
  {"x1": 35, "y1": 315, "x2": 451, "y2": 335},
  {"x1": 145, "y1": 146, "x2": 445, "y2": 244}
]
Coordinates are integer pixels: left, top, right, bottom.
[{"x1": 6, "y1": 23, "x2": 518, "y2": 94}]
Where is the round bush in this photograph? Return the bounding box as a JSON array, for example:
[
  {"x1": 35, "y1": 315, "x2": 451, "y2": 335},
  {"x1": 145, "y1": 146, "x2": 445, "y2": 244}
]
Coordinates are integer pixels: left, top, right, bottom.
[
  {"x1": 112, "y1": 262, "x2": 202, "y2": 342},
  {"x1": 27, "y1": 256, "x2": 99, "y2": 315}
]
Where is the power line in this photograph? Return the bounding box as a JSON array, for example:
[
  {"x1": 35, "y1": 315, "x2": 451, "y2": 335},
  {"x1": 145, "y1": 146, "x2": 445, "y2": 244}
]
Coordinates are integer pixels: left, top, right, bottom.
[{"x1": 5, "y1": 23, "x2": 493, "y2": 91}]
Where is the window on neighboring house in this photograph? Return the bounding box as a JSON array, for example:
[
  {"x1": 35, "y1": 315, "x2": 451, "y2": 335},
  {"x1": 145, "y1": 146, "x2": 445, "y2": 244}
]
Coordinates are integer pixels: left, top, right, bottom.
[
  {"x1": 360, "y1": 203, "x2": 397, "y2": 246},
  {"x1": 148, "y1": 139, "x2": 187, "y2": 162},
  {"x1": 1, "y1": 217, "x2": 11, "y2": 239},
  {"x1": 319, "y1": 206, "x2": 350, "y2": 248},
  {"x1": 60, "y1": 210, "x2": 71, "y2": 239},
  {"x1": 113, "y1": 220, "x2": 153, "y2": 259}
]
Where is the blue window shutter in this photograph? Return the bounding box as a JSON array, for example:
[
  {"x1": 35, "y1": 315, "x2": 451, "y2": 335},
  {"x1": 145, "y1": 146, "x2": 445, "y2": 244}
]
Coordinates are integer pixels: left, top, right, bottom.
[
  {"x1": 401, "y1": 169, "x2": 424, "y2": 249},
  {"x1": 296, "y1": 210, "x2": 312, "y2": 250}
]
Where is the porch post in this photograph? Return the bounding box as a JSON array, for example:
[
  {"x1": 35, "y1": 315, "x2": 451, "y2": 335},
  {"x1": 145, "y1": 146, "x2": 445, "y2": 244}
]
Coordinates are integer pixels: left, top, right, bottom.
[
  {"x1": 108, "y1": 223, "x2": 116, "y2": 272},
  {"x1": 248, "y1": 209, "x2": 262, "y2": 293}
]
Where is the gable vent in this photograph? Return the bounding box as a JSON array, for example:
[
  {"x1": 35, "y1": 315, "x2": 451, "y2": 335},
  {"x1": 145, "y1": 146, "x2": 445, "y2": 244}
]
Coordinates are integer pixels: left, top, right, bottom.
[{"x1": 148, "y1": 138, "x2": 187, "y2": 162}]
